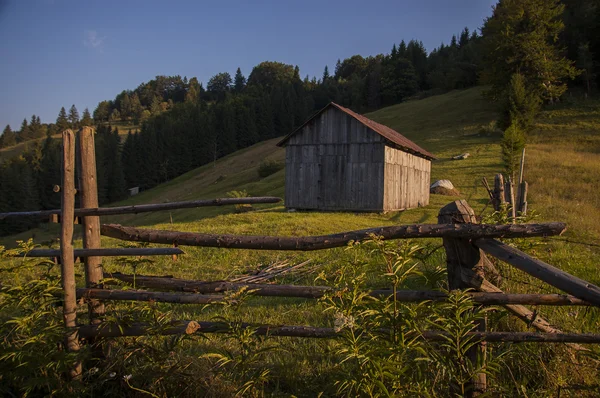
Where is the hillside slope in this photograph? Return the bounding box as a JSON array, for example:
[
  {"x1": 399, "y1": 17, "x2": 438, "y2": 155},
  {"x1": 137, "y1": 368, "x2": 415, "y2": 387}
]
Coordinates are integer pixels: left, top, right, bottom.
[{"x1": 2, "y1": 87, "x2": 501, "y2": 243}]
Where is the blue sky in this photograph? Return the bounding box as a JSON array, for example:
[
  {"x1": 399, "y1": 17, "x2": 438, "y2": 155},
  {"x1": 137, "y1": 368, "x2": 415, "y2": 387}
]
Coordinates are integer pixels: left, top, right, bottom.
[{"x1": 0, "y1": 0, "x2": 497, "y2": 130}]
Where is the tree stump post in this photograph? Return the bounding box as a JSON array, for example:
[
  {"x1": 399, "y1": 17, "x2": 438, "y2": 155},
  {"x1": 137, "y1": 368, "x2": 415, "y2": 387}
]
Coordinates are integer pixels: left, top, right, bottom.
[
  {"x1": 438, "y1": 200, "x2": 488, "y2": 397},
  {"x1": 60, "y1": 130, "x2": 82, "y2": 379},
  {"x1": 493, "y1": 174, "x2": 505, "y2": 211},
  {"x1": 77, "y1": 127, "x2": 105, "y2": 325}
]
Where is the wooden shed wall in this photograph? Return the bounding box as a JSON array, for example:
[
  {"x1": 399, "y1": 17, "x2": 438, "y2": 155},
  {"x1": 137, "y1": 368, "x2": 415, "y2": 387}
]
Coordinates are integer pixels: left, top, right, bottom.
[
  {"x1": 284, "y1": 107, "x2": 386, "y2": 211},
  {"x1": 383, "y1": 146, "x2": 431, "y2": 210}
]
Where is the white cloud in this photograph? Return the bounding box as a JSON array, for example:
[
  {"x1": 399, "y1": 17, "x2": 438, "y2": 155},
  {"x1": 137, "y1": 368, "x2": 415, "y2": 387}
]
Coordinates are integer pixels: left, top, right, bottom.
[{"x1": 83, "y1": 30, "x2": 106, "y2": 51}]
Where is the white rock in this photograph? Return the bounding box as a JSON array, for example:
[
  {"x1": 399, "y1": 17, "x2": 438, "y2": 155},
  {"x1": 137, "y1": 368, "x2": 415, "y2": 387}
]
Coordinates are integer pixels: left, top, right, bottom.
[{"x1": 430, "y1": 180, "x2": 455, "y2": 190}]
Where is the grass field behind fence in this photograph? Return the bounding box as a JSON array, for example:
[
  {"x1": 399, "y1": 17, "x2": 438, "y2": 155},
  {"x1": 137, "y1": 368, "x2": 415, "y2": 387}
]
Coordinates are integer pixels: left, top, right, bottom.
[{"x1": 1, "y1": 87, "x2": 600, "y2": 396}]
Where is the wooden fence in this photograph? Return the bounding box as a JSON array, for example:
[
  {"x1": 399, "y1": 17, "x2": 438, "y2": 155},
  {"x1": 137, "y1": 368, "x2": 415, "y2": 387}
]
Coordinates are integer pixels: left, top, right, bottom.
[{"x1": 3, "y1": 128, "x2": 600, "y2": 397}]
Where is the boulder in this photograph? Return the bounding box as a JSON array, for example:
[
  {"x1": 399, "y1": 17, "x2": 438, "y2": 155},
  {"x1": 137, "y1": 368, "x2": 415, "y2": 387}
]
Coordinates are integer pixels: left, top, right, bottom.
[
  {"x1": 430, "y1": 180, "x2": 455, "y2": 190},
  {"x1": 430, "y1": 180, "x2": 460, "y2": 196},
  {"x1": 452, "y1": 153, "x2": 470, "y2": 160}
]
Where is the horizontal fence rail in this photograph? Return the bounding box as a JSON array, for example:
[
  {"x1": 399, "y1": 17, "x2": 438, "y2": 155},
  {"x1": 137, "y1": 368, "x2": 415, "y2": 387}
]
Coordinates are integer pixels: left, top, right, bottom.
[
  {"x1": 76, "y1": 320, "x2": 600, "y2": 343},
  {"x1": 77, "y1": 286, "x2": 594, "y2": 306},
  {"x1": 105, "y1": 272, "x2": 593, "y2": 306},
  {"x1": 100, "y1": 222, "x2": 567, "y2": 251},
  {"x1": 0, "y1": 197, "x2": 282, "y2": 220},
  {"x1": 475, "y1": 238, "x2": 600, "y2": 307},
  {"x1": 19, "y1": 247, "x2": 184, "y2": 258}
]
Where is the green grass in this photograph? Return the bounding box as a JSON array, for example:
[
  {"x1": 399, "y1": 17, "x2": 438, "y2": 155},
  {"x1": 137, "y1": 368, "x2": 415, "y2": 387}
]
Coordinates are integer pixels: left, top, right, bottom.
[{"x1": 2, "y1": 88, "x2": 600, "y2": 396}]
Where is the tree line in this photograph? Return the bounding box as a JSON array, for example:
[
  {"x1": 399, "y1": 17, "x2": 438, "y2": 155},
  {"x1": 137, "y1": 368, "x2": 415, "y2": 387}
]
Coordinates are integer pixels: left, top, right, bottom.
[
  {"x1": 0, "y1": 105, "x2": 93, "y2": 149},
  {"x1": 1, "y1": 0, "x2": 599, "y2": 235}
]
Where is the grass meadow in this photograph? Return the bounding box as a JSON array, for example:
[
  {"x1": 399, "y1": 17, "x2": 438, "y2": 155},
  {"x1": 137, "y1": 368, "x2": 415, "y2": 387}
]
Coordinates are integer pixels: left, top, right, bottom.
[{"x1": 1, "y1": 88, "x2": 599, "y2": 396}]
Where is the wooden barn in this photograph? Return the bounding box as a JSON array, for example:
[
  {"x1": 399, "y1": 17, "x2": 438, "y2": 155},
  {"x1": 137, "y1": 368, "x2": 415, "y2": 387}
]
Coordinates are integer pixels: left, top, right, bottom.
[{"x1": 277, "y1": 102, "x2": 436, "y2": 212}]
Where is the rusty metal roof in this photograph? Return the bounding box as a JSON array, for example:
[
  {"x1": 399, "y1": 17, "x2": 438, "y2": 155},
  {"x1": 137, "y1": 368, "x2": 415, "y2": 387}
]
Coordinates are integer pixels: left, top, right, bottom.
[{"x1": 276, "y1": 102, "x2": 436, "y2": 160}]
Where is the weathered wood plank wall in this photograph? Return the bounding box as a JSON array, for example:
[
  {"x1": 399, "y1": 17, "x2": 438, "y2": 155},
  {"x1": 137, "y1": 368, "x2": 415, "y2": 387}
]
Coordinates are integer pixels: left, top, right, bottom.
[{"x1": 284, "y1": 107, "x2": 430, "y2": 211}]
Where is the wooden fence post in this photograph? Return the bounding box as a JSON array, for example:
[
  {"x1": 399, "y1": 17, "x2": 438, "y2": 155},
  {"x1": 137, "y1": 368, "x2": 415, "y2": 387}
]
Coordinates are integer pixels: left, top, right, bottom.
[
  {"x1": 60, "y1": 130, "x2": 82, "y2": 379},
  {"x1": 493, "y1": 174, "x2": 505, "y2": 211},
  {"x1": 438, "y1": 200, "x2": 488, "y2": 397},
  {"x1": 77, "y1": 127, "x2": 105, "y2": 324}
]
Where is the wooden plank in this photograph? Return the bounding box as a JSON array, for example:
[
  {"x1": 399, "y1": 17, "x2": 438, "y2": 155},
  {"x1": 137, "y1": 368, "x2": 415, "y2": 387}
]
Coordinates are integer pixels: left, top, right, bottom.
[
  {"x1": 100, "y1": 222, "x2": 567, "y2": 251},
  {"x1": 475, "y1": 239, "x2": 600, "y2": 307},
  {"x1": 60, "y1": 130, "x2": 81, "y2": 379},
  {"x1": 76, "y1": 127, "x2": 105, "y2": 325}
]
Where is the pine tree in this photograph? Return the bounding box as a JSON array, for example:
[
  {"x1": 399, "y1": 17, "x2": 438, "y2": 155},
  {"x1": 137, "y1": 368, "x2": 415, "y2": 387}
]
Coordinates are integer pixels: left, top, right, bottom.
[
  {"x1": 106, "y1": 128, "x2": 127, "y2": 202},
  {"x1": 29, "y1": 114, "x2": 43, "y2": 138},
  {"x1": 0, "y1": 125, "x2": 16, "y2": 148},
  {"x1": 18, "y1": 118, "x2": 31, "y2": 142},
  {"x1": 234, "y1": 68, "x2": 246, "y2": 92},
  {"x1": 398, "y1": 40, "x2": 407, "y2": 58},
  {"x1": 481, "y1": 0, "x2": 579, "y2": 102},
  {"x1": 499, "y1": 73, "x2": 540, "y2": 131},
  {"x1": 81, "y1": 108, "x2": 93, "y2": 126},
  {"x1": 322, "y1": 65, "x2": 330, "y2": 83},
  {"x1": 38, "y1": 136, "x2": 62, "y2": 209},
  {"x1": 56, "y1": 107, "x2": 69, "y2": 131},
  {"x1": 459, "y1": 27, "x2": 470, "y2": 48},
  {"x1": 68, "y1": 105, "x2": 79, "y2": 128}
]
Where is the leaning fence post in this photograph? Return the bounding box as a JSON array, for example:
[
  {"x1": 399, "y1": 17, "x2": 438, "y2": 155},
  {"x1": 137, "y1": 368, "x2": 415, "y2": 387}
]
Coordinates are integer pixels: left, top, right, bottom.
[
  {"x1": 76, "y1": 127, "x2": 105, "y2": 324},
  {"x1": 60, "y1": 129, "x2": 82, "y2": 379},
  {"x1": 438, "y1": 200, "x2": 487, "y2": 397}
]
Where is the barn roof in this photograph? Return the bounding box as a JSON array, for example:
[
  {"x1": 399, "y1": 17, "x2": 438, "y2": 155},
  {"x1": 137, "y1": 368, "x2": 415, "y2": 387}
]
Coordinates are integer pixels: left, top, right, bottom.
[{"x1": 276, "y1": 102, "x2": 436, "y2": 160}]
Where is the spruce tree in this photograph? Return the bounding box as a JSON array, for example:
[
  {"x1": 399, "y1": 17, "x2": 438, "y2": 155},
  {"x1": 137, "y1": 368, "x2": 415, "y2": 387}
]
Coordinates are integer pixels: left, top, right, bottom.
[
  {"x1": 322, "y1": 65, "x2": 330, "y2": 83},
  {"x1": 481, "y1": 0, "x2": 579, "y2": 102},
  {"x1": 68, "y1": 105, "x2": 79, "y2": 128},
  {"x1": 234, "y1": 68, "x2": 246, "y2": 92},
  {"x1": 56, "y1": 107, "x2": 69, "y2": 131},
  {"x1": 81, "y1": 108, "x2": 93, "y2": 126},
  {"x1": 18, "y1": 118, "x2": 30, "y2": 142},
  {"x1": 1, "y1": 125, "x2": 16, "y2": 148}
]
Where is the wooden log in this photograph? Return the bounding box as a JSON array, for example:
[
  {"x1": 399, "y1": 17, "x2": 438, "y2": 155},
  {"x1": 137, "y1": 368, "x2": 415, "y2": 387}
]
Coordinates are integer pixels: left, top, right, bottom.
[
  {"x1": 518, "y1": 181, "x2": 528, "y2": 215},
  {"x1": 518, "y1": 148, "x2": 526, "y2": 185},
  {"x1": 438, "y1": 200, "x2": 488, "y2": 396},
  {"x1": 375, "y1": 290, "x2": 592, "y2": 306},
  {"x1": 77, "y1": 320, "x2": 600, "y2": 343},
  {"x1": 493, "y1": 174, "x2": 505, "y2": 211},
  {"x1": 461, "y1": 269, "x2": 566, "y2": 334},
  {"x1": 506, "y1": 177, "x2": 516, "y2": 223},
  {"x1": 60, "y1": 130, "x2": 81, "y2": 379},
  {"x1": 20, "y1": 247, "x2": 185, "y2": 258},
  {"x1": 77, "y1": 127, "x2": 104, "y2": 324},
  {"x1": 0, "y1": 197, "x2": 282, "y2": 220},
  {"x1": 107, "y1": 272, "x2": 332, "y2": 298},
  {"x1": 106, "y1": 273, "x2": 592, "y2": 305},
  {"x1": 481, "y1": 177, "x2": 494, "y2": 202},
  {"x1": 99, "y1": 222, "x2": 566, "y2": 251},
  {"x1": 475, "y1": 239, "x2": 600, "y2": 307},
  {"x1": 77, "y1": 288, "x2": 223, "y2": 304}
]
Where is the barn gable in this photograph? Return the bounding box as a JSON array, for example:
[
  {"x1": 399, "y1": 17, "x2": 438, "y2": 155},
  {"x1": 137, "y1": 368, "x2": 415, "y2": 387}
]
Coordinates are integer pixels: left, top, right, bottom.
[{"x1": 278, "y1": 103, "x2": 435, "y2": 212}]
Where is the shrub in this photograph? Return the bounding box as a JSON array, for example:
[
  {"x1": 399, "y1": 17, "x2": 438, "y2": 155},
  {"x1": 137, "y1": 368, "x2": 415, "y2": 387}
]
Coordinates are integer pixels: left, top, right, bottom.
[
  {"x1": 226, "y1": 190, "x2": 253, "y2": 213},
  {"x1": 257, "y1": 160, "x2": 283, "y2": 178}
]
